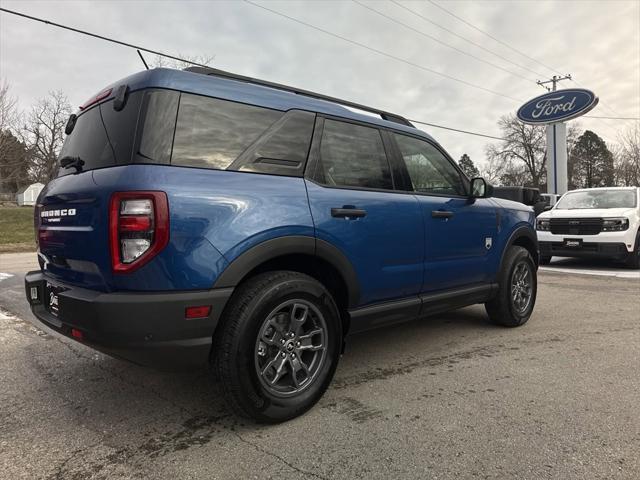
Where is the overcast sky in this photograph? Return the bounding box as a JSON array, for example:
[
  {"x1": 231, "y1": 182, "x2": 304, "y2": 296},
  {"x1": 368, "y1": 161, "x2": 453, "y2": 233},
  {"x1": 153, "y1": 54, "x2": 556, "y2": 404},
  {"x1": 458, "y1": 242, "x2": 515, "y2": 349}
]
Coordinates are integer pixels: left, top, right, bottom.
[{"x1": 1, "y1": 0, "x2": 638, "y2": 169}]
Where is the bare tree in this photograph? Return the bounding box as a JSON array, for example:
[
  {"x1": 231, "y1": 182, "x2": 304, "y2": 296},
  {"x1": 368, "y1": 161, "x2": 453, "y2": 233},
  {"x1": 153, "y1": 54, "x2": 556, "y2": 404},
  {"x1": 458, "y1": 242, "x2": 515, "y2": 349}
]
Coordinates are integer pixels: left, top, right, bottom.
[
  {"x1": 478, "y1": 155, "x2": 505, "y2": 185},
  {"x1": 0, "y1": 80, "x2": 31, "y2": 193},
  {"x1": 22, "y1": 91, "x2": 72, "y2": 183},
  {"x1": 150, "y1": 54, "x2": 215, "y2": 70},
  {"x1": 0, "y1": 79, "x2": 19, "y2": 133},
  {"x1": 615, "y1": 123, "x2": 640, "y2": 187},
  {"x1": 485, "y1": 114, "x2": 547, "y2": 188}
]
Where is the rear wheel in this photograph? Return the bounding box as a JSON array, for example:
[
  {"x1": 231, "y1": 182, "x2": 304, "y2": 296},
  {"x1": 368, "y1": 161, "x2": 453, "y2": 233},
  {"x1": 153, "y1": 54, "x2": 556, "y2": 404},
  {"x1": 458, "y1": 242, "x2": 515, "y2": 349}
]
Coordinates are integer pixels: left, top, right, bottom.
[
  {"x1": 485, "y1": 246, "x2": 537, "y2": 327},
  {"x1": 213, "y1": 271, "x2": 341, "y2": 423}
]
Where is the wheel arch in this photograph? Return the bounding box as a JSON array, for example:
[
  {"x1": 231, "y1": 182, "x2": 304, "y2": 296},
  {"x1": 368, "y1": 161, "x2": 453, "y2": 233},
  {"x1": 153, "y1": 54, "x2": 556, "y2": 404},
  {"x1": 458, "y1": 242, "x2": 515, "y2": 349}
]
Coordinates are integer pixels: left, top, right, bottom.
[
  {"x1": 213, "y1": 236, "x2": 360, "y2": 336},
  {"x1": 500, "y1": 225, "x2": 540, "y2": 273}
]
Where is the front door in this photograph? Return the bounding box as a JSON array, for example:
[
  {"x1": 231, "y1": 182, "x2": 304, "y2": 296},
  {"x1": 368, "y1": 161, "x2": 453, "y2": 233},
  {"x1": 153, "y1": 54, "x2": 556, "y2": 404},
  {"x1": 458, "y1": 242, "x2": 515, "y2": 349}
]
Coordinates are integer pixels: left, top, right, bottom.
[
  {"x1": 305, "y1": 118, "x2": 424, "y2": 307},
  {"x1": 390, "y1": 132, "x2": 498, "y2": 292}
]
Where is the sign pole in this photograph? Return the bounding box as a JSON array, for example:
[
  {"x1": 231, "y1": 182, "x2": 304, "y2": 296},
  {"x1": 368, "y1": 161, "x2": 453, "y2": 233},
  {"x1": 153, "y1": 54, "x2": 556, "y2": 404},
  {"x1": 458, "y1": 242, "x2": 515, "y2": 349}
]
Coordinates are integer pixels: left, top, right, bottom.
[
  {"x1": 545, "y1": 122, "x2": 568, "y2": 195},
  {"x1": 537, "y1": 75, "x2": 572, "y2": 196}
]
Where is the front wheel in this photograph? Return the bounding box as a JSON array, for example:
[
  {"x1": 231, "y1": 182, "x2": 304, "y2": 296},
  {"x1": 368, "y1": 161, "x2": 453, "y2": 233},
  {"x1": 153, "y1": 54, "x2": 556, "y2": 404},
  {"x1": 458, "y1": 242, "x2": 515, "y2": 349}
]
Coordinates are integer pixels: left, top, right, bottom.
[
  {"x1": 213, "y1": 271, "x2": 341, "y2": 423},
  {"x1": 485, "y1": 246, "x2": 537, "y2": 327},
  {"x1": 626, "y1": 232, "x2": 640, "y2": 269}
]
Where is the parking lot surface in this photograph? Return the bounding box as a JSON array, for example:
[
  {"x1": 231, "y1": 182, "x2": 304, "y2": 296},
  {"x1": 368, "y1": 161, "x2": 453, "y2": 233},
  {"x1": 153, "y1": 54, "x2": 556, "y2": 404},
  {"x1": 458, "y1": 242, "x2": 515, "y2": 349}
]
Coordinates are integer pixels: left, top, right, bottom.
[{"x1": 1, "y1": 255, "x2": 639, "y2": 479}]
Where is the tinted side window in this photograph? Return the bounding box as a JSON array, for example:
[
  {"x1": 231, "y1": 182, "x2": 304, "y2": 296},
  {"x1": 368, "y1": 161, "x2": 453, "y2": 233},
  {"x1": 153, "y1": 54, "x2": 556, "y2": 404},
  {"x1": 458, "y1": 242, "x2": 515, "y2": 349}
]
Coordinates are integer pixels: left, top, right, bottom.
[
  {"x1": 172, "y1": 93, "x2": 281, "y2": 170},
  {"x1": 393, "y1": 133, "x2": 465, "y2": 196},
  {"x1": 230, "y1": 110, "x2": 315, "y2": 176},
  {"x1": 316, "y1": 119, "x2": 392, "y2": 190},
  {"x1": 137, "y1": 90, "x2": 179, "y2": 164}
]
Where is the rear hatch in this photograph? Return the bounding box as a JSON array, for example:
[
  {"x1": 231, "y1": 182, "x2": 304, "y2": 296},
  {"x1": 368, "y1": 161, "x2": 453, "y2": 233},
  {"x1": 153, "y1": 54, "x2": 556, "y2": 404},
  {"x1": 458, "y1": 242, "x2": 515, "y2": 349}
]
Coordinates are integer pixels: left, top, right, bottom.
[{"x1": 37, "y1": 89, "x2": 144, "y2": 290}]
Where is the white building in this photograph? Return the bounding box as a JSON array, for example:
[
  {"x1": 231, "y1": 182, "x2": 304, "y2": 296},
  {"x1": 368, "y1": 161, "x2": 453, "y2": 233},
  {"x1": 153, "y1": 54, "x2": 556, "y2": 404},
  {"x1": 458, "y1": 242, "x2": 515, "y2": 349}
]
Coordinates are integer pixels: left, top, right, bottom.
[{"x1": 16, "y1": 183, "x2": 44, "y2": 206}]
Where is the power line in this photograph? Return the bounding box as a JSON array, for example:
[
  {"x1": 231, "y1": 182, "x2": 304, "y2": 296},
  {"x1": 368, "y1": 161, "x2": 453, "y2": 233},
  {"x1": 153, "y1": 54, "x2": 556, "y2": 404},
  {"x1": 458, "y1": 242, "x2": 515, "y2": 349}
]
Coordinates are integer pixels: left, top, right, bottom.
[
  {"x1": 426, "y1": 0, "x2": 562, "y2": 76},
  {"x1": 409, "y1": 119, "x2": 505, "y2": 140},
  {"x1": 389, "y1": 0, "x2": 546, "y2": 79},
  {"x1": 570, "y1": 78, "x2": 623, "y2": 118},
  {"x1": 0, "y1": 7, "x2": 211, "y2": 68},
  {"x1": 352, "y1": 0, "x2": 534, "y2": 83},
  {"x1": 423, "y1": 1, "x2": 629, "y2": 127},
  {"x1": 584, "y1": 115, "x2": 640, "y2": 120},
  {"x1": 0, "y1": 4, "x2": 510, "y2": 142},
  {"x1": 243, "y1": 0, "x2": 521, "y2": 102}
]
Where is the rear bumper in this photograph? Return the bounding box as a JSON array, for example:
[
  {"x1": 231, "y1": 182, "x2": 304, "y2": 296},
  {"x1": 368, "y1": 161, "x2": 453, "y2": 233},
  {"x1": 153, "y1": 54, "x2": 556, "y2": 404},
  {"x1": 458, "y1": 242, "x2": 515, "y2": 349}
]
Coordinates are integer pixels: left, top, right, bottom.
[
  {"x1": 539, "y1": 241, "x2": 630, "y2": 259},
  {"x1": 24, "y1": 271, "x2": 233, "y2": 369}
]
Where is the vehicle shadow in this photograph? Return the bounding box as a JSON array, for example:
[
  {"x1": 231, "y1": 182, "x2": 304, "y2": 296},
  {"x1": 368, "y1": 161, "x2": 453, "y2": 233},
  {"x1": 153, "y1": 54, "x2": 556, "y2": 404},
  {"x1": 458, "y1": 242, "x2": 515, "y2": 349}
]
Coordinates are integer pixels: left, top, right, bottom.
[
  {"x1": 51, "y1": 304, "x2": 495, "y2": 417},
  {"x1": 548, "y1": 256, "x2": 630, "y2": 270},
  {"x1": 33, "y1": 304, "x2": 500, "y2": 473}
]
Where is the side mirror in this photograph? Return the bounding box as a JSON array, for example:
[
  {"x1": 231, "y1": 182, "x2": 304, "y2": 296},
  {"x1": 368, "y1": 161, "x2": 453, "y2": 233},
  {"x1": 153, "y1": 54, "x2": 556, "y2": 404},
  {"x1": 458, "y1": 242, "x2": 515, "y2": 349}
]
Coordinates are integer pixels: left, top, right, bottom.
[{"x1": 470, "y1": 177, "x2": 492, "y2": 199}]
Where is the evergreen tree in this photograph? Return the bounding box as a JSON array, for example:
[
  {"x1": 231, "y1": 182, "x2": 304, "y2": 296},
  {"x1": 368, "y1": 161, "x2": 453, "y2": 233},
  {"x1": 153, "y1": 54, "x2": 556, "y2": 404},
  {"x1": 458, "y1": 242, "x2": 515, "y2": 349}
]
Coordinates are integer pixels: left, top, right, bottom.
[
  {"x1": 569, "y1": 130, "x2": 614, "y2": 188},
  {"x1": 457, "y1": 153, "x2": 480, "y2": 178}
]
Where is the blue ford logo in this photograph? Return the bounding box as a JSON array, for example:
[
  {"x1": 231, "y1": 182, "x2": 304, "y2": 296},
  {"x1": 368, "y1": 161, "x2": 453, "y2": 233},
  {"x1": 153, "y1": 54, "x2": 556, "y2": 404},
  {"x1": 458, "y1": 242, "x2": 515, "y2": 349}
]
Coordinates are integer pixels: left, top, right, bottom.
[{"x1": 517, "y1": 88, "x2": 598, "y2": 125}]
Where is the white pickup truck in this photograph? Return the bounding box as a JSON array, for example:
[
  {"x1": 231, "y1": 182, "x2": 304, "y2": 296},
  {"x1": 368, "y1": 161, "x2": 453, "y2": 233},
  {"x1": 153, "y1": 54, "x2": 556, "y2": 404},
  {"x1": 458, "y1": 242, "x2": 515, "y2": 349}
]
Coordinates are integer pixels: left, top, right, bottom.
[{"x1": 536, "y1": 187, "x2": 640, "y2": 268}]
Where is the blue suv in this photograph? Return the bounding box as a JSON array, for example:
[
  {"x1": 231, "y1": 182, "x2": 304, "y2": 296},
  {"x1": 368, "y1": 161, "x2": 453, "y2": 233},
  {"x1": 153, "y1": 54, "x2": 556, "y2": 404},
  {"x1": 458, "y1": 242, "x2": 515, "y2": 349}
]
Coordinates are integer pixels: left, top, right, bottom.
[{"x1": 25, "y1": 67, "x2": 539, "y2": 422}]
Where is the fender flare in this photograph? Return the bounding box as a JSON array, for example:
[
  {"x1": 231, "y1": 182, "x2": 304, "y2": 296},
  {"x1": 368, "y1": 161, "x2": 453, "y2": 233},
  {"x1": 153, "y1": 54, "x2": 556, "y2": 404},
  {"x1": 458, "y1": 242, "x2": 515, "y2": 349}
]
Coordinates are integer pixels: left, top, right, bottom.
[
  {"x1": 213, "y1": 236, "x2": 360, "y2": 307},
  {"x1": 499, "y1": 225, "x2": 540, "y2": 273}
]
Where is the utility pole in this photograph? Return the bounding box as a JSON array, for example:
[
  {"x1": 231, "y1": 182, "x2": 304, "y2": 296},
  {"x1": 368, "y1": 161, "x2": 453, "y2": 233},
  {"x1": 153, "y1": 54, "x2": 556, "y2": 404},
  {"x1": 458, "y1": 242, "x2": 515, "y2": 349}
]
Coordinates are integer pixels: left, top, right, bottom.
[
  {"x1": 536, "y1": 74, "x2": 572, "y2": 92},
  {"x1": 536, "y1": 74, "x2": 572, "y2": 195}
]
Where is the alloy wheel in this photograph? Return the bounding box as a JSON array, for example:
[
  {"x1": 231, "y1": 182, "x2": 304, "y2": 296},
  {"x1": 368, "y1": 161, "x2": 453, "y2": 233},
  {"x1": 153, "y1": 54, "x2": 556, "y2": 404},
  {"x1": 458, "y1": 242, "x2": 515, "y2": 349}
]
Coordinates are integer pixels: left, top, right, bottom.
[{"x1": 254, "y1": 299, "x2": 328, "y2": 397}]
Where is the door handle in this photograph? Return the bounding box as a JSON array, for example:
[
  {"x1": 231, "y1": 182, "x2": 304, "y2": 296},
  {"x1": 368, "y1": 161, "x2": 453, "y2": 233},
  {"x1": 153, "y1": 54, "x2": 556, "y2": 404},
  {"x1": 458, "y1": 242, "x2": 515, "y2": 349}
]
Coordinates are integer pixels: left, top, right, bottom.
[
  {"x1": 331, "y1": 207, "x2": 367, "y2": 219},
  {"x1": 431, "y1": 210, "x2": 454, "y2": 219}
]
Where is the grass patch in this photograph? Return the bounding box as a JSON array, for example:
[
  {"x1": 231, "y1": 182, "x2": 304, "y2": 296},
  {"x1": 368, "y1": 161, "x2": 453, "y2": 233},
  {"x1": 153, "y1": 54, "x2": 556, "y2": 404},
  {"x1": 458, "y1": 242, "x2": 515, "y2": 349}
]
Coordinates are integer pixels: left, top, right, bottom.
[{"x1": 0, "y1": 206, "x2": 36, "y2": 252}]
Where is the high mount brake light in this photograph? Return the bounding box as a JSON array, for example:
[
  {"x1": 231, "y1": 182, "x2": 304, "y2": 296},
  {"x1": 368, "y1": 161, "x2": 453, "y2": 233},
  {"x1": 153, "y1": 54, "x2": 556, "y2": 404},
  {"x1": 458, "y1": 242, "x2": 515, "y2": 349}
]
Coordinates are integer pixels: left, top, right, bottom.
[
  {"x1": 109, "y1": 192, "x2": 169, "y2": 273},
  {"x1": 79, "y1": 88, "x2": 112, "y2": 110}
]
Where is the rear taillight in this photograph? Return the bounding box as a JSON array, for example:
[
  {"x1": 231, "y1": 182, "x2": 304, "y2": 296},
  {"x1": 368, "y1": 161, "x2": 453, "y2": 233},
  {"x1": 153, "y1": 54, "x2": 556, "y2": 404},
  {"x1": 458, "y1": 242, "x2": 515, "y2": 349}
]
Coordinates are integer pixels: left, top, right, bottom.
[{"x1": 109, "y1": 192, "x2": 169, "y2": 273}]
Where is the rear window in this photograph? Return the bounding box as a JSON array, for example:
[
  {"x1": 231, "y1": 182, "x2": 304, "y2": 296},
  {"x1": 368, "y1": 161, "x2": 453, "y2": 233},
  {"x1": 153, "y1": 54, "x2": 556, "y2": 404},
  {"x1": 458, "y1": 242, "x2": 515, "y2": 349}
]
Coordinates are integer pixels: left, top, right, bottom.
[{"x1": 57, "y1": 91, "x2": 142, "y2": 176}]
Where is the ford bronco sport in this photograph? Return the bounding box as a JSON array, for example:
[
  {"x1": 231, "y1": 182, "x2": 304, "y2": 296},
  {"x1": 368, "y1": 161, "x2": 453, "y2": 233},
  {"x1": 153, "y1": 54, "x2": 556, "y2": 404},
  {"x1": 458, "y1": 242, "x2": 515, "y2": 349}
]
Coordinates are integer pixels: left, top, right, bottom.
[{"x1": 25, "y1": 67, "x2": 539, "y2": 422}]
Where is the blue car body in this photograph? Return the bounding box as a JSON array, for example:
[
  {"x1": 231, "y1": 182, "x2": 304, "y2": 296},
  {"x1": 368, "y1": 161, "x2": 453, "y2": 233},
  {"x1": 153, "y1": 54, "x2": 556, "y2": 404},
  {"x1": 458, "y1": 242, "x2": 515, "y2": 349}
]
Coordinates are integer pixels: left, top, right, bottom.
[{"x1": 24, "y1": 67, "x2": 538, "y2": 368}]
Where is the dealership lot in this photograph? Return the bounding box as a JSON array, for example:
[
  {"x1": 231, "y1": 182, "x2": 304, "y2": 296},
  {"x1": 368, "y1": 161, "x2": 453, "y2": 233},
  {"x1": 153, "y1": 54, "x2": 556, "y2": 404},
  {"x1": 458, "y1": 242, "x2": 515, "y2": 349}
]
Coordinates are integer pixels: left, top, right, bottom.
[{"x1": 1, "y1": 255, "x2": 639, "y2": 479}]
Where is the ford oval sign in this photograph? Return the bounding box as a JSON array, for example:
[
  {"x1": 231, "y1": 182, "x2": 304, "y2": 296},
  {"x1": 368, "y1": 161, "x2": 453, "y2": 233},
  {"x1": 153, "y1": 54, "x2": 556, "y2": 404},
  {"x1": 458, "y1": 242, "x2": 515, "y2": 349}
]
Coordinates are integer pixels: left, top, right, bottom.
[{"x1": 517, "y1": 88, "x2": 598, "y2": 125}]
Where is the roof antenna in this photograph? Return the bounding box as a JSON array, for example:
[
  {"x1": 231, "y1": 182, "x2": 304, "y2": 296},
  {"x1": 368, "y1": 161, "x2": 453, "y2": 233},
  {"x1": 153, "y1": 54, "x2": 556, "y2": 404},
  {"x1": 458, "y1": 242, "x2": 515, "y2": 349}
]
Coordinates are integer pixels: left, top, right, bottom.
[{"x1": 137, "y1": 49, "x2": 149, "y2": 70}]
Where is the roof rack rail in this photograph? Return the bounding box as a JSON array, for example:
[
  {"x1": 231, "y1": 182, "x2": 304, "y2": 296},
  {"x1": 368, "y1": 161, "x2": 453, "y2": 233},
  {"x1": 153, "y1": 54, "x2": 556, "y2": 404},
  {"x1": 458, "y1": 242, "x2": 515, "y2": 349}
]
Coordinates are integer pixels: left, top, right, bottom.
[{"x1": 183, "y1": 66, "x2": 414, "y2": 128}]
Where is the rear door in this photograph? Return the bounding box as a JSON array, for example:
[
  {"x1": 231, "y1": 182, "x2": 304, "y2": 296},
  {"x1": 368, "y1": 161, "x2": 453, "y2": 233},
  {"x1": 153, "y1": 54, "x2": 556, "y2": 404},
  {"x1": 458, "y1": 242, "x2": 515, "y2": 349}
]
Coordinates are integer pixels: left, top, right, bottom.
[
  {"x1": 389, "y1": 132, "x2": 498, "y2": 292},
  {"x1": 305, "y1": 117, "x2": 424, "y2": 307}
]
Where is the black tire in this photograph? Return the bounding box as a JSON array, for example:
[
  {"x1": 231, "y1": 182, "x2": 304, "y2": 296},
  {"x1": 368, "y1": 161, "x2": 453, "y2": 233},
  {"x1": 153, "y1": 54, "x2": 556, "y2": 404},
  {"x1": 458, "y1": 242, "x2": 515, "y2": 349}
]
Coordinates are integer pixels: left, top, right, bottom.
[
  {"x1": 213, "y1": 271, "x2": 341, "y2": 423},
  {"x1": 539, "y1": 255, "x2": 552, "y2": 265},
  {"x1": 485, "y1": 246, "x2": 537, "y2": 327},
  {"x1": 626, "y1": 231, "x2": 640, "y2": 269}
]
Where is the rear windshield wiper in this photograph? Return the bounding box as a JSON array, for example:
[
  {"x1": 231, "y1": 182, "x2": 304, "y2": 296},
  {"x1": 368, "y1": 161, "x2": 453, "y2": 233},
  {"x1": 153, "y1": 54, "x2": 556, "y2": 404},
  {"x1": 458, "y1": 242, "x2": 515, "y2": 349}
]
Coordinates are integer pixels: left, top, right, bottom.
[{"x1": 60, "y1": 156, "x2": 85, "y2": 172}]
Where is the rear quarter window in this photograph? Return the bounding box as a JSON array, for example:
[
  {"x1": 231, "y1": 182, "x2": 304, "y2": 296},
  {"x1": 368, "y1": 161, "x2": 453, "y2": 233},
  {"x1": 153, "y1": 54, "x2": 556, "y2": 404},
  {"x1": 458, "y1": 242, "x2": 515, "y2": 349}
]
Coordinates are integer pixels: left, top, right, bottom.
[{"x1": 171, "y1": 93, "x2": 282, "y2": 170}]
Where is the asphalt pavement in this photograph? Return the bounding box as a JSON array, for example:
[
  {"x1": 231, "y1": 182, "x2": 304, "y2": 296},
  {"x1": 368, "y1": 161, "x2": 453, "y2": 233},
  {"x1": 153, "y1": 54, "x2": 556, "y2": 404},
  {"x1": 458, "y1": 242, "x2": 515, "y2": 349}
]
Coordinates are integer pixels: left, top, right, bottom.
[{"x1": 1, "y1": 252, "x2": 639, "y2": 479}]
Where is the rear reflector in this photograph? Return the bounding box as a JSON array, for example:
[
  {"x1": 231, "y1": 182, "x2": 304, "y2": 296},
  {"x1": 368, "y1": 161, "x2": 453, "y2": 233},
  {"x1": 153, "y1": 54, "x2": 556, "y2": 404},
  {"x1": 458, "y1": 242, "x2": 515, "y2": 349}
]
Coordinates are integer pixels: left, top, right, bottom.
[
  {"x1": 71, "y1": 329, "x2": 84, "y2": 340},
  {"x1": 185, "y1": 306, "x2": 211, "y2": 319},
  {"x1": 119, "y1": 215, "x2": 152, "y2": 232}
]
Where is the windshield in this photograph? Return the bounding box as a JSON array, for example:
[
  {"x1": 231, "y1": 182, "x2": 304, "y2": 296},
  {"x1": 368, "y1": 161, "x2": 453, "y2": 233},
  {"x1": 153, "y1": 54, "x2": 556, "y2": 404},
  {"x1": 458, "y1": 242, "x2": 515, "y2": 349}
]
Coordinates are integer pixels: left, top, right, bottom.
[{"x1": 555, "y1": 190, "x2": 637, "y2": 209}]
